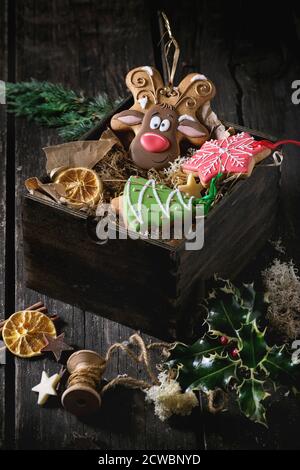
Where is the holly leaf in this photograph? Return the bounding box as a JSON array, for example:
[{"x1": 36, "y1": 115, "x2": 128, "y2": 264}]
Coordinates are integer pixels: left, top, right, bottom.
[
  {"x1": 262, "y1": 346, "x2": 300, "y2": 391},
  {"x1": 206, "y1": 293, "x2": 248, "y2": 339},
  {"x1": 175, "y1": 354, "x2": 238, "y2": 393},
  {"x1": 236, "y1": 283, "x2": 256, "y2": 309},
  {"x1": 235, "y1": 283, "x2": 268, "y2": 322},
  {"x1": 166, "y1": 336, "x2": 229, "y2": 391},
  {"x1": 238, "y1": 321, "x2": 269, "y2": 370},
  {"x1": 167, "y1": 334, "x2": 225, "y2": 368},
  {"x1": 237, "y1": 377, "x2": 270, "y2": 426},
  {"x1": 213, "y1": 277, "x2": 236, "y2": 294}
]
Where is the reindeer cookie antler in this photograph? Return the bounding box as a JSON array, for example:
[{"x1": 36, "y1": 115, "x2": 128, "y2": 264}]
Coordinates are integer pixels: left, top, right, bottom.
[
  {"x1": 110, "y1": 14, "x2": 228, "y2": 170},
  {"x1": 126, "y1": 66, "x2": 164, "y2": 111}
]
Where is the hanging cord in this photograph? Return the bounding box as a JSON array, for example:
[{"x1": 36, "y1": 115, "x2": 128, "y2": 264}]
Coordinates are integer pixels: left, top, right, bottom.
[
  {"x1": 252, "y1": 139, "x2": 300, "y2": 166},
  {"x1": 101, "y1": 333, "x2": 174, "y2": 395},
  {"x1": 160, "y1": 11, "x2": 180, "y2": 94},
  {"x1": 254, "y1": 139, "x2": 300, "y2": 150},
  {"x1": 258, "y1": 150, "x2": 284, "y2": 167},
  {"x1": 62, "y1": 334, "x2": 174, "y2": 401}
]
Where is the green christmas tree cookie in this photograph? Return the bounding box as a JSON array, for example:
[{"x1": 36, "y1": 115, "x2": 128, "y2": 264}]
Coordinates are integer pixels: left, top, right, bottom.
[{"x1": 122, "y1": 176, "x2": 219, "y2": 232}]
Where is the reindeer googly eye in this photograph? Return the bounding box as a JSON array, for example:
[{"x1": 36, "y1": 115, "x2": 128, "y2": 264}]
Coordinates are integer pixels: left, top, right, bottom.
[
  {"x1": 159, "y1": 119, "x2": 171, "y2": 132},
  {"x1": 150, "y1": 115, "x2": 161, "y2": 130}
]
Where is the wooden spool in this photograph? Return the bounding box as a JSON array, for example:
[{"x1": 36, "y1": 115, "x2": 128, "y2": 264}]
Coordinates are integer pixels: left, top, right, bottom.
[{"x1": 61, "y1": 350, "x2": 106, "y2": 416}]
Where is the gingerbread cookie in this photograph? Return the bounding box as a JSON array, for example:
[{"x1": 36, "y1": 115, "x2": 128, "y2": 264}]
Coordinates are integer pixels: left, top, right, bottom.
[
  {"x1": 111, "y1": 175, "x2": 221, "y2": 232},
  {"x1": 110, "y1": 66, "x2": 228, "y2": 171},
  {"x1": 181, "y1": 132, "x2": 271, "y2": 187},
  {"x1": 115, "y1": 176, "x2": 196, "y2": 232}
]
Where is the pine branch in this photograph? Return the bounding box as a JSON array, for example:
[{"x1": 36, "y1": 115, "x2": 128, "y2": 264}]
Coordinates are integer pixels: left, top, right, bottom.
[{"x1": 6, "y1": 80, "x2": 120, "y2": 141}]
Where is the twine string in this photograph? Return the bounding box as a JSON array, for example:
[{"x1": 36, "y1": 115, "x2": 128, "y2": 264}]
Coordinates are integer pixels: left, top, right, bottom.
[
  {"x1": 106, "y1": 333, "x2": 160, "y2": 385},
  {"x1": 101, "y1": 376, "x2": 151, "y2": 395},
  {"x1": 65, "y1": 334, "x2": 173, "y2": 397},
  {"x1": 67, "y1": 363, "x2": 106, "y2": 390},
  {"x1": 160, "y1": 11, "x2": 180, "y2": 93}
]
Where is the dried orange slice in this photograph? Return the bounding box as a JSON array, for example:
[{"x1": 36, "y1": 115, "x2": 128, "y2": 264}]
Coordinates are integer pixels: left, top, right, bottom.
[
  {"x1": 2, "y1": 311, "x2": 56, "y2": 358},
  {"x1": 54, "y1": 167, "x2": 102, "y2": 207}
]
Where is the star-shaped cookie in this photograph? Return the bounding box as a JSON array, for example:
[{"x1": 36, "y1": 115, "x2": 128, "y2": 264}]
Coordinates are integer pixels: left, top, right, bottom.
[
  {"x1": 42, "y1": 333, "x2": 73, "y2": 361},
  {"x1": 32, "y1": 371, "x2": 61, "y2": 405},
  {"x1": 178, "y1": 174, "x2": 203, "y2": 198}
]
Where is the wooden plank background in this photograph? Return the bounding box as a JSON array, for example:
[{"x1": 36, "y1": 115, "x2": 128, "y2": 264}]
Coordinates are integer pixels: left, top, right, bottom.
[
  {"x1": 0, "y1": 0, "x2": 7, "y2": 451},
  {"x1": 1, "y1": 0, "x2": 300, "y2": 450}
]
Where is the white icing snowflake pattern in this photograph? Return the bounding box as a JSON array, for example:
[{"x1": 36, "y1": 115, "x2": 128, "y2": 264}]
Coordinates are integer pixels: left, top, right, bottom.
[{"x1": 182, "y1": 132, "x2": 255, "y2": 185}]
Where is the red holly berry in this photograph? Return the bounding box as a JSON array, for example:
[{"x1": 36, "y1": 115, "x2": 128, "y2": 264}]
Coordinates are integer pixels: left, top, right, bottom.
[
  {"x1": 219, "y1": 336, "x2": 228, "y2": 345},
  {"x1": 230, "y1": 348, "x2": 239, "y2": 359}
]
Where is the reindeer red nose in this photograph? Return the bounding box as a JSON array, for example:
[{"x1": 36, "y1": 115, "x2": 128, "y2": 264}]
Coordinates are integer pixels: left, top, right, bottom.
[{"x1": 140, "y1": 132, "x2": 170, "y2": 153}]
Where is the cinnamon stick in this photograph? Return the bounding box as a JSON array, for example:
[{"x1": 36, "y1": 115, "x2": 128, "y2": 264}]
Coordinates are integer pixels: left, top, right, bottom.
[
  {"x1": 0, "y1": 301, "x2": 47, "y2": 328},
  {"x1": 0, "y1": 313, "x2": 60, "y2": 336},
  {"x1": 27, "y1": 301, "x2": 44, "y2": 311},
  {"x1": 26, "y1": 302, "x2": 47, "y2": 313}
]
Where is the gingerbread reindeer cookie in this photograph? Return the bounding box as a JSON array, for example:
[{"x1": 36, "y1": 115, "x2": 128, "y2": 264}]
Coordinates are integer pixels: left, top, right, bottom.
[{"x1": 111, "y1": 66, "x2": 229, "y2": 171}]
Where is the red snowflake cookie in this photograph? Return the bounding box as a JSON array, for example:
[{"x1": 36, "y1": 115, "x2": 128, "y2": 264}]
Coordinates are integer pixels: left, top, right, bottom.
[{"x1": 182, "y1": 132, "x2": 270, "y2": 186}]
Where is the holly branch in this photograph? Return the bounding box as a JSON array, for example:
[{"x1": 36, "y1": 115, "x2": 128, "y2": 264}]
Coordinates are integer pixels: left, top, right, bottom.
[{"x1": 165, "y1": 280, "x2": 300, "y2": 426}]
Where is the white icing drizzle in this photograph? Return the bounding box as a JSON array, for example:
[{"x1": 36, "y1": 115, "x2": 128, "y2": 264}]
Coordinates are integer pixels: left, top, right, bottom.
[
  {"x1": 191, "y1": 74, "x2": 207, "y2": 82},
  {"x1": 178, "y1": 114, "x2": 196, "y2": 123},
  {"x1": 126, "y1": 179, "x2": 194, "y2": 225},
  {"x1": 138, "y1": 96, "x2": 148, "y2": 109},
  {"x1": 141, "y1": 66, "x2": 153, "y2": 76}
]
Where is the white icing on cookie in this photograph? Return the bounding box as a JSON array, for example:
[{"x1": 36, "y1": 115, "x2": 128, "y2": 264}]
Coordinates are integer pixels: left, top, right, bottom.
[
  {"x1": 126, "y1": 179, "x2": 194, "y2": 226},
  {"x1": 178, "y1": 114, "x2": 196, "y2": 123},
  {"x1": 141, "y1": 66, "x2": 153, "y2": 76},
  {"x1": 191, "y1": 74, "x2": 207, "y2": 82},
  {"x1": 138, "y1": 96, "x2": 148, "y2": 109}
]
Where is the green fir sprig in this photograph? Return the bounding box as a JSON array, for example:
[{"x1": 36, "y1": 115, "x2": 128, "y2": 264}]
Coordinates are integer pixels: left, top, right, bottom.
[{"x1": 6, "y1": 80, "x2": 121, "y2": 140}]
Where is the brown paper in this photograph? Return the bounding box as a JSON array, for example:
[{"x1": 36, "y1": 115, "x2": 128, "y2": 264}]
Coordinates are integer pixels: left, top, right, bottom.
[
  {"x1": 26, "y1": 128, "x2": 125, "y2": 210},
  {"x1": 25, "y1": 177, "x2": 67, "y2": 204},
  {"x1": 43, "y1": 128, "x2": 123, "y2": 174}
]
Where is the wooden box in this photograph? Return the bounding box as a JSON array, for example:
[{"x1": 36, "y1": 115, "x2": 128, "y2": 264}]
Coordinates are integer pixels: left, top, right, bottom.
[{"x1": 22, "y1": 98, "x2": 280, "y2": 341}]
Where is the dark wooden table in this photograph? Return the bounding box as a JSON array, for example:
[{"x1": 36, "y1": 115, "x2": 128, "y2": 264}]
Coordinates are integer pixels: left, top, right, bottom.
[{"x1": 1, "y1": 0, "x2": 300, "y2": 450}]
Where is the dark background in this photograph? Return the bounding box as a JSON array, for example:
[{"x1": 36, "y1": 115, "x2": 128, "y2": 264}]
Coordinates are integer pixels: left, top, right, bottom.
[{"x1": 0, "y1": 0, "x2": 300, "y2": 450}]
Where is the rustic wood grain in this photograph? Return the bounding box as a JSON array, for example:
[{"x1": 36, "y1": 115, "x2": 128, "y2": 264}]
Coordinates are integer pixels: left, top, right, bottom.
[
  {"x1": 0, "y1": 0, "x2": 7, "y2": 451},
  {"x1": 23, "y1": 154, "x2": 279, "y2": 342},
  {"x1": 157, "y1": 0, "x2": 241, "y2": 450},
  {"x1": 227, "y1": 3, "x2": 300, "y2": 450},
  {"x1": 230, "y1": 4, "x2": 300, "y2": 259},
  {"x1": 178, "y1": 162, "x2": 279, "y2": 283},
  {"x1": 5, "y1": 0, "x2": 300, "y2": 450},
  {"x1": 77, "y1": 0, "x2": 202, "y2": 450},
  {"x1": 157, "y1": 0, "x2": 239, "y2": 124},
  {"x1": 23, "y1": 196, "x2": 179, "y2": 340},
  {"x1": 14, "y1": 0, "x2": 201, "y2": 450},
  {"x1": 14, "y1": 0, "x2": 87, "y2": 449},
  {"x1": 158, "y1": 0, "x2": 300, "y2": 450}
]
